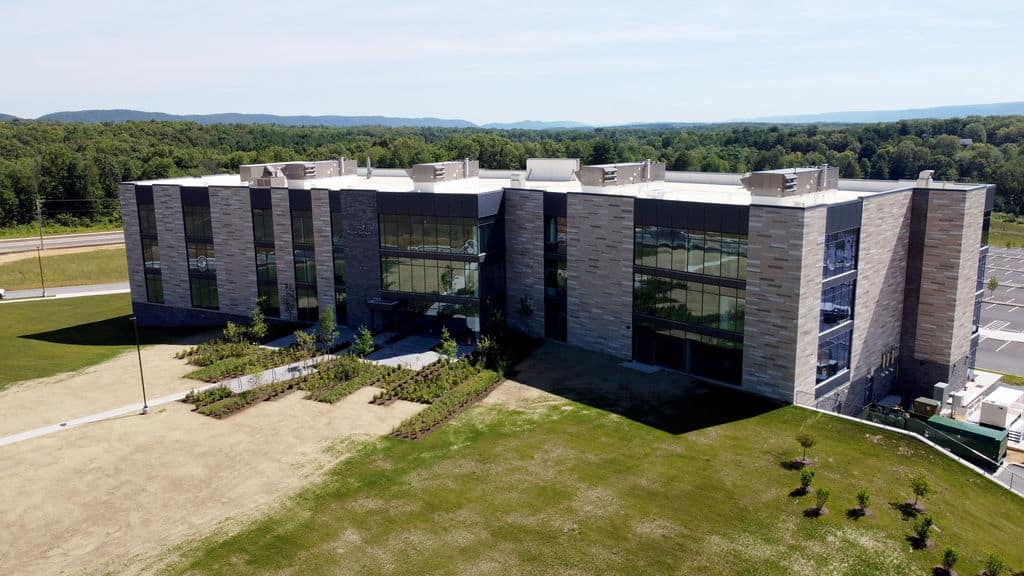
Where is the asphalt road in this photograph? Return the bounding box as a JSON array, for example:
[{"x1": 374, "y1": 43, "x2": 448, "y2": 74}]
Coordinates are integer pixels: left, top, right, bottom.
[
  {"x1": 978, "y1": 246, "x2": 1024, "y2": 376},
  {"x1": 0, "y1": 231, "x2": 124, "y2": 254}
]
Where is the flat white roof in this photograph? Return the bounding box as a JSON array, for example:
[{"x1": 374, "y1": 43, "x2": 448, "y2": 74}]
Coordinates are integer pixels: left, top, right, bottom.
[
  {"x1": 985, "y1": 386, "x2": 1024, "y2": 406},
  {"x1": 127, "y1": 167, "x2": 975, "y2": 208}
]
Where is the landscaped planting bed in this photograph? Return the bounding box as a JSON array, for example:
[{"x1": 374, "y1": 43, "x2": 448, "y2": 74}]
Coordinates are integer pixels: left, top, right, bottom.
[
  {"x1": 371, "y1": 358, "x2": 482, "y2": 405},
  {"x1": 182, "y1": 386, "x2": 232, "y2": 408},
  {"x1": 298, "y1": 356, "x2": 410, "y2": 404},
  {"x1": 179, "y1": 340, "x2": 311, "y2": 383},
  {"x1": 391, "y1": 369, "x2": 502, "y2": 439},
  {"x1": 195, "y1": 380, "x2": 297, "y2": 418}
]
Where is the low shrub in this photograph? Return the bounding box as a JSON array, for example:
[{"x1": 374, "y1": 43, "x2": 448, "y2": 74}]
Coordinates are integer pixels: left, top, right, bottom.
[
  {"x1": 196, "y1": 380, "x2": 294, "y2": 418},
  {"x1": 183, "y1": 386, "x2": 232, "y2": 407},
  {"x1": 373, "y1": 358, "x2": 482, "y2": 404},
  {"x1": 392, "y1": 369, "x2": 501, "y2": 438}
]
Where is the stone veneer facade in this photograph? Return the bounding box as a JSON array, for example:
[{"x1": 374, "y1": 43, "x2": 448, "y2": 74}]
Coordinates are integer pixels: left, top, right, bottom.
[
  {"x1": 311, "y1": 190, "x2": 336, "y2": 316},
  {"x1": 209, "y1": 186, "x2": 258, "y2": 314},
  {"x1": 741, "y1": 204, "x2": 826, "y2": 403},
  {"x1": 118, "y1": 184, "x2": 147, "y2": 300},
  {"x1": 503, "y1": 189, "x2": 546, "y2": 338},
  {"x1": 338, "y1": 189, "x2": 380, "y2": 330},
  {"x1": 270, "y1": 188, "x2": 297, "y2": 321},
  {"x1": 152, "y1": 184, "x2": 190, "y2": 308},
  {"x1": 847, "y1": 190, "x2": 912, "y2": 408},
  {"x1": 565, "y1": 193, "x2": 634, "y2": 358}
]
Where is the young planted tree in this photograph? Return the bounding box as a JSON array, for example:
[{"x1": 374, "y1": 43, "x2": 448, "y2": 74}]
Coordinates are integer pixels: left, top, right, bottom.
[
  {"x1": 796, "y1": 432, "x2": 816, "y2": 465},
  {"x1": 248, "y1": 305, "x2": 268, "y2": 342},
  {"x1": 939, "y1": 547, "x2": 959, "y2": 576},
  {"x1": 909, "y1": 474, "x2": 933, "y2": 512},
  {"x1": 798, "y1": 469, "x2": 815, "y2": 495},
  {"x1": 438, "y1": 326, "x2": 458, "y2": 359},
  {"x1": 352, "y1": 325, "x2": 375, "y2": 358},
  {"x1": 294, "y1": 329, "x2": 316, "y2": 357},
  {"x1": 988, "y1": 276, "x2": 1000, "y2": 295},
  {"x1": 315, "y1": 306, "x2": 339, "y2": 351},
  {"x1": 813, "y1": 488, "x2": 830, "y2": 515},
  {"x1": 912, "y1": 515, "x2": 934, "y2": 549},
  {"x1": 983, "y1": 554, "x2": 1006, "y2": 576},
  {"x1": 855, "y1": 489, "x2": 871, "y2": 516},
  {"x1": 223, "y1": 321, "x2": 246, "y2": 344}
]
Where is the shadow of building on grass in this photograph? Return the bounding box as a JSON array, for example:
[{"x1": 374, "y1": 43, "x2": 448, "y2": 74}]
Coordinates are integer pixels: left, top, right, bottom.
[
  {"x1": 506, "y1": 341, "x2": 784, "y2": 436},
  {"x1": 22, "y1": 314, "x2": 215, "y2": 347}
]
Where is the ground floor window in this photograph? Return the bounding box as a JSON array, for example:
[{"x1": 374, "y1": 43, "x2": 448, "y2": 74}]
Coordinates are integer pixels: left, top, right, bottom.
[
  {"x1": 816, "y1": 330, "x2": 852, "y2": 383},
  {"x1": 144, "y1": 273, "x2": 163, "y2": 304},
  {"x1": 633, "y1": 320, "x2": 742, "y2": 385},
  {"x1": 190, "y1": 276, "x2": 218, "y2": 309},
  {"x1": 296, "y1": 285, "x2": 319, "y2": 322}
]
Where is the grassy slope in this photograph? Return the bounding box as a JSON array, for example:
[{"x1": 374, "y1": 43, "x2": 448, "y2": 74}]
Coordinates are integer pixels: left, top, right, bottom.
[
  {"x1": 167, "y1": 353, "x2": 1024, "y2": 576},
  {"x1": 990, "y1": 214, "x2": 1024, "y2": 248},
  {"x1": 0, "y1": 246, "x2": 127, "y2": 290},
  {"x1": 0, "y1": 221, "x2": 122, "y2": 239},
  {"x1": 0, "y1": 293, "x2": 141, "y2": 389}
]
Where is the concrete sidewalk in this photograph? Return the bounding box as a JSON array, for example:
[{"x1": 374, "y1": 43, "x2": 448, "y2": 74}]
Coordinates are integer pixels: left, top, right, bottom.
[
  {"x1": 979, "y1": 327, "x2": 1024, "y2": 342},
  {"x1": 0, "y1": 282, "x2": 130, "y2": 303}
]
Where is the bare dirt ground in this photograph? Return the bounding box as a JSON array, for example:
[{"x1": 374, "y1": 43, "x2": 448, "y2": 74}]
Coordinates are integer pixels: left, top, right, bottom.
[
  {"x1": 0, "y1": 243, "x2": 123, "y2": 265},
  {"x1": 0, "y1": 349, "x2": 425, "y2": 576},
  {"x1": 0, "y1": 344, "x2": 200, "y2": 437}
]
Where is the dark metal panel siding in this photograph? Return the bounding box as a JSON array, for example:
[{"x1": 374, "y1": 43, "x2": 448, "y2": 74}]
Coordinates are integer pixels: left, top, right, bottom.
[
  {"x1": 179, "y1": 186, "x2": 210, "y2": 206},
  {"x1": 543, "y1": 192, "x2": 567, "y2": 217},
  {"x1": 634, "y1": 199, "x2": 749, "y2": 235},
  {"x1": 826, "y1": 200, "x2": 863, "y2": 234},
  {"x1": 288, "y1": 189, "x2": 312, "y2": 210},
  {"x1": 985, "y1": 185, "x2": 996, "y2": 212},
  {"x1": 250, "y1": 188, "x2": 272, "y2": 210},
  {"x1": 135, "y1": 185, "x2": 154, "y2": 204}
]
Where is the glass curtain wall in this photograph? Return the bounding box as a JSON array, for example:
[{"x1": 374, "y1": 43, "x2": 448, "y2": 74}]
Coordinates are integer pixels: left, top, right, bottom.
[
  {"x1": 250, "y1": 192, "x2": 280, "y2": 317},
  {"x1": 543, "y1": 201, "x2": 567, "y2": 341},
  {"x1": 291, "y1": 206, "x2": 318, "y2": 322},
  {"x1": 331, "y1": 209, "x2": 347, "y2": 324},
  {"x1": 181, "y1": 191, "x2": 218, "y2": 309},
  {"x1": 816, "y1": 225, "x2": 859, "y2": 385},
  {"x1": 136, "y1": 188, "x2": 163, "y2": 303}
]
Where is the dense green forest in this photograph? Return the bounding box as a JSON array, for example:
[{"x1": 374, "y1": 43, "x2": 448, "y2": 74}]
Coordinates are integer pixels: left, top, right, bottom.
[{"x1": 1, "y1": 115, "x2": 1024, "y2": 230}]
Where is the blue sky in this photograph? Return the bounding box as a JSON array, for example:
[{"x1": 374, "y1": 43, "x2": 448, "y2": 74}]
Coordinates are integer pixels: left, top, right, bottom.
[{"x1": 1, "y1": 0, "x2": 1022, "y2": 124}]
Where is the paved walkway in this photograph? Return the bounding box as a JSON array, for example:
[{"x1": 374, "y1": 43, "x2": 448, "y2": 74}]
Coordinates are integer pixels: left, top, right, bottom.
[
  {"x1": 0, "y1": 281, "x2": 129, "y2": 303},
  {"x1": 367, "y1": 334, "x2": 475, "y2": 370}
]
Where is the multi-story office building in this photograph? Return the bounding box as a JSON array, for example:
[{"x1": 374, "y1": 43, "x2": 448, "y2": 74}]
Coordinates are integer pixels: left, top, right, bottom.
[{"x1": 119, "y1": 157, "x2": 993, "y2": 414}]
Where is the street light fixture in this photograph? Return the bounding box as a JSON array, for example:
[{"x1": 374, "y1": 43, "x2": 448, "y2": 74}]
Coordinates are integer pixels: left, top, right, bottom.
[{"x1": 131, "y1": 316, "x2": 149, "y2": 414}]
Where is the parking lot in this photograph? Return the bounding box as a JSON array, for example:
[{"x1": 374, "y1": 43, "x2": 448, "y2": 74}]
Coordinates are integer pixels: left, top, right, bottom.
[{"x1": 978, "y1": 246, "x2": 1024, "y2": 376}]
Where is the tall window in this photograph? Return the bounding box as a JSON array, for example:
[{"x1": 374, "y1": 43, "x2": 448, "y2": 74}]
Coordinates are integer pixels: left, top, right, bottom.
[
  {"x1": 331, "y1": 210, "x2": 347, "y2": 324},
  {"x1": 251, "y1": 206, "x2": 279, "y2": 317},
  {"x1": 544, "y1": 213, "x2": 567, "y2": 341},
  {"x1": 182, "y1": 199, "x2": 217, "y2": 309},
  {"x1": 137, "y1": 193, "x2": 163, "y2": 304},
  {"x1": 634, "y1": 224, "x2": 747, "y2": 280},
  {"x1": 823, "y1": 228, "x2": 859, "y2": 278},
  {"x1": 291, "y1": 208, "x2": 317, "y2": 322},
  {"x1": 820, "y1": 279, "x2": 855, "y2": 332}
]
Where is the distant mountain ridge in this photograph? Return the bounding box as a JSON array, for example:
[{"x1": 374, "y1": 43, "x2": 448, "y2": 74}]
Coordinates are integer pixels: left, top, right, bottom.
[
  {"x1": 0, "y1": 113, "x2": 16, "y2": 121},
  {"x1": 744, "y1": 102, "x2": 1024, "y2": 124}
]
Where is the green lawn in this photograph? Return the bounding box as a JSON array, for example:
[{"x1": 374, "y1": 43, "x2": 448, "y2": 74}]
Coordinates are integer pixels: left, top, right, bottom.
[
  {"x1": 166, "y1": 344, "x2": 1024, "y2": 576},
  {"x1": 0, "y1": 246, "x2": 127, "y2": 290},
  {"x1": 0, "y1": 293, "x2": 203, "y2": 390},
  {"x1": 0, "y1": 220, "x2": 122, "y2": 239},
  {"x1": 991, "y1": 213, "x2": 1024, "y2": 248}
]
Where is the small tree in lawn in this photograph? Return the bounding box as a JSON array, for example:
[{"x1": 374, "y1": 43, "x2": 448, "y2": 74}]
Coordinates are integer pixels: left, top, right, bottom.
[
  {"x1": 909, "y1": 474, "x2": 933, "y2": 513},
  {"x1": 248, "y1": 305, "x2": 268, "y2": 343},
  {"x1": 855, "y1": 489, "x2": 871, "y2": 516},
  {"x1": 813, "y1": 487, "x2": 830, "y2": 516},
  {"x1": 798, "y1": 469, "x2": 815, "y2": 495},
  {"x1": 352, "y1": 325, "x2": 375, "y2": 358},
  {"x1": 939, "y1": 547, "x2": 959, "y2": 575},
  {"x1": 983, "y1": 554, "x2": 1005, "y2": 576},
  {"x1": 315, "y1": 307, "x2": 339, "y2": 351},
  {"x1": 912, "y1": 515, "x2": 933, "y2": 549},
  {"x1": 438, "y1": 326, "x2": 458, "y2": 359},
  {"x1": 796, "y1": 432, "x2": 816, "y2": 465}
]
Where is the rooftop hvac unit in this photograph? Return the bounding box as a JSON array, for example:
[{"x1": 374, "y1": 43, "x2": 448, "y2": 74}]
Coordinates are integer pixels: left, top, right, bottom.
[
  {"x1": 303, "y1": 163, "x2": 317, "y2": 177},
  {"x1": 602, "y1": 167, "x2": 618, "y2": 183},
  {"x1": 434, "y1": 166, "x2": 446, "y2": 179},
  {"x1": 783, "y1": 173, "x2": 798, "y2": 193}
]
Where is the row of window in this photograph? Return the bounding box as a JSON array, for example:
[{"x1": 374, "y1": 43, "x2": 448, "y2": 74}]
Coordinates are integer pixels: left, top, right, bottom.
[
  {"x1": 291, "y1": 210, "x2": 318, "y2": 322},
  {"x1": 634, "y1": 225, "x2": 748, "y2": 280},
  {"x1": 137, "y1": 202, "x2": 164, "y2": 304},
  {"x1": 379, "y1": 214, "x2": 479, "y2": 255},
  {"x1": 381, "y1": 257, "x2": 479, "y2": 297},
  {"x1": 633, "y1": 273, "x2": 746, "y2": 334},
  {"x1": 183, "y1": 204, "x2": 218, "y2": 309}
]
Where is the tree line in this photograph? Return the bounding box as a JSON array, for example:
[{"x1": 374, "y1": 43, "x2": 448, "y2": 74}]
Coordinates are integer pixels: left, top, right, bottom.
[{"x1": 1, "y1": 115, "x2": 1024, "y2": 229}]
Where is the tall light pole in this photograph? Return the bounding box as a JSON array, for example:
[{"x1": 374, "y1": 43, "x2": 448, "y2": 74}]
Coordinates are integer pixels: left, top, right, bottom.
[
  {"x1": 36, "y1": 197, "x2": 46, "y2": 297},
  {"x1": 131, "y1": 316, "x2": 148, "y2": 414}
]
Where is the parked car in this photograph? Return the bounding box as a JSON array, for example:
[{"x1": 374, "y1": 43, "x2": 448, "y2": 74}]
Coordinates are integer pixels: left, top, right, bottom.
[{"x1": 0, "y1": 288, "x2": 6, "y2": 299}]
